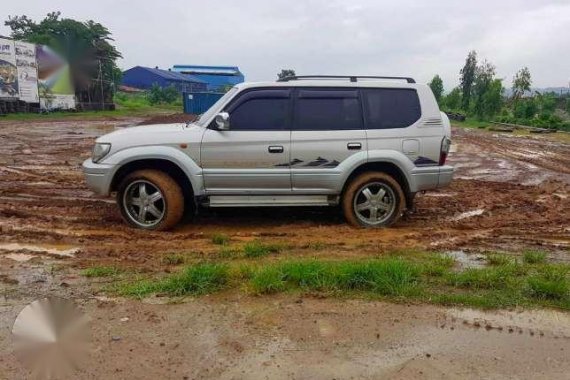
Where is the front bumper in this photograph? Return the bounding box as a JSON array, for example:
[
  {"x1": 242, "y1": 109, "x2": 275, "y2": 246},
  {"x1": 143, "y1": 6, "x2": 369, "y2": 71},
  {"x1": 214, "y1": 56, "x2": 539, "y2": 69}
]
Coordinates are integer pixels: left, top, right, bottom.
[
  {"x1": 409, "y1": 165, "x2": 454, "y2": 192},
  {"x1": 82, "y1": 159, "x2": 115, "y2": 196}
]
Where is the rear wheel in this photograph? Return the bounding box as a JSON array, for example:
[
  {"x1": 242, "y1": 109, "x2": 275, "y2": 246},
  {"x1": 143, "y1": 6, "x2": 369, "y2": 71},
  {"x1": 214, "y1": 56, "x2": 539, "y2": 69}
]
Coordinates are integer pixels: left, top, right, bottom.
[
  {"x1": 342, "y1": 172, "x2": 405, "y2": 228},
  {"x1": 117, "y1": 170, "x2": 184, "y2": 231}
]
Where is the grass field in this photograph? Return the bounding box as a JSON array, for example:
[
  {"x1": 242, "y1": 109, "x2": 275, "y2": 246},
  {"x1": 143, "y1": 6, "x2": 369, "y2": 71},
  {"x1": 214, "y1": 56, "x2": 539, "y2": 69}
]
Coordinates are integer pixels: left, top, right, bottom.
[
  {"x1": 83, "y1": 249, "x2": 570, "y2": 310},
  {"x1": 0, "y1": 92, "x2": 181, "y2": 122}
]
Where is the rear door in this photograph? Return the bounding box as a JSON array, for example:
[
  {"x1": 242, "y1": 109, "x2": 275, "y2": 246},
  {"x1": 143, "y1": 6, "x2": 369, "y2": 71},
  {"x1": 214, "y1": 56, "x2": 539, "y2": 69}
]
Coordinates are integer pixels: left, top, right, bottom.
[
  {"x1": 362, "y1": 88, "x2": 439, "y2": 165},
  {"x1": 200, "y1": 88, "x2": 292, "y2": 193},
  {"x1": 290, "y1": 88, "x2": 367, "y2": 193}
]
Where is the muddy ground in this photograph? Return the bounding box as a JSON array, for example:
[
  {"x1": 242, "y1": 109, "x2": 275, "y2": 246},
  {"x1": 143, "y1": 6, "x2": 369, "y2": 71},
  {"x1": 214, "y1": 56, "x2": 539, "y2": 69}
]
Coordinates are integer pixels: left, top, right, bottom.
[{"x1": 1, "y1": 116, "x2": 569, "y2": 379}]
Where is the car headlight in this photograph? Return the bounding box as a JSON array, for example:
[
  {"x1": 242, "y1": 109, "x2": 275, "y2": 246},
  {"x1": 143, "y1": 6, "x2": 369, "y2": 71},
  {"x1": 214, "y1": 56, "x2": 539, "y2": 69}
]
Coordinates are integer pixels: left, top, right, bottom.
[{"x1": 92, "y1": 143, "x2": 111, "y2": 163}]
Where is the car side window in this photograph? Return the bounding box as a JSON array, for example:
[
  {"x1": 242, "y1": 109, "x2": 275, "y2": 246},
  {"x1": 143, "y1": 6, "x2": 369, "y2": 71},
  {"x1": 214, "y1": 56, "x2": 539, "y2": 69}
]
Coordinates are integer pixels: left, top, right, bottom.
[
  {"x1": 225, "y1": 89, "x2": 291, "y2": 131},
  {"x1": 363, "y1": 88, "x2": 421, "y2": 129},
  {"x1": 294, "y1": 89, "x2": 363, "y2": 130}
]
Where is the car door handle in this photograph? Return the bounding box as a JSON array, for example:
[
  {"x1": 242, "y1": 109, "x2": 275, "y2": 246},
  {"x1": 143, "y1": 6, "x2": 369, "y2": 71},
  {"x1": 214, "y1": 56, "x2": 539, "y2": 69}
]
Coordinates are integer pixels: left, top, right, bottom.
[
  {"x1": 268, "y1": 145, "x2": 284, "y2": 153},
  {"x1": 347, "y1": 142, "x2": 362, "y2": 150}
]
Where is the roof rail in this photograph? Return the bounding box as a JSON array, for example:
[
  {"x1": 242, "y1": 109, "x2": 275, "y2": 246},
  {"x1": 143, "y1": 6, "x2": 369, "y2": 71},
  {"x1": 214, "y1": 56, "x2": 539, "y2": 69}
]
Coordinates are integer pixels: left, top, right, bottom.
[{"x1": 277, "y1": 75, "x2": 416, "y2": 84}]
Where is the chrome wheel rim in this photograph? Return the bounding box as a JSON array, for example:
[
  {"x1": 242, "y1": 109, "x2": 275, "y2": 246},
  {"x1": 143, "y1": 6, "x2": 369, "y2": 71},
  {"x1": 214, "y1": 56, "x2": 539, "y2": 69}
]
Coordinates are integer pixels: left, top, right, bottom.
[
  {"x1": 353, "y1": 182, "x2": 396, "y2": 226},
  {"x1": 123, "y1": 180, "x2": 165, "y2": 228}
]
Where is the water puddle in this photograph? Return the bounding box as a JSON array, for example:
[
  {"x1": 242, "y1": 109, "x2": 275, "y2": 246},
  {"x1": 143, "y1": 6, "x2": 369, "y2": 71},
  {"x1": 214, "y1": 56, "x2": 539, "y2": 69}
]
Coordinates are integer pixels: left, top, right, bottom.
[
  {"x1": 448, "y1": 307, "x2": 570, "y2": 337},
  {"x1": 447, "y1": 250, "x2": 487, "y2": 269},
  {"x1": 0, "y1": 243, "x2": 79, "y2": 257},
  {"x1": 424, "y1": 192, "x2": 455, "y2": 198},
  {"x1": 451, "y1": 209, "x2": 485, "y2": 221},
  {"x1": 5, "y1": 253, "x2": 36, "y2": 262}
]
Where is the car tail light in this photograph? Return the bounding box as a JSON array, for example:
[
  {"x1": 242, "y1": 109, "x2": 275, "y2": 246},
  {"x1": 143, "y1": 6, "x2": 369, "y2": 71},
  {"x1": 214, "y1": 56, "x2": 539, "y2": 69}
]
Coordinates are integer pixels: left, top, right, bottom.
[{"x1": 439, "y1": 136, "x2": 451, "y2": 166}]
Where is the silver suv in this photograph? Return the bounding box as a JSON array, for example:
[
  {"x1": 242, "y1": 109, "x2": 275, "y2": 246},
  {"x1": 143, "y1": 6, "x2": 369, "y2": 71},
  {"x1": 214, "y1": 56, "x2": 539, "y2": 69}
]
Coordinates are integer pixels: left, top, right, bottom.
[{"x1": 83, "y1": 75, "x2": 453, "y2": 230}]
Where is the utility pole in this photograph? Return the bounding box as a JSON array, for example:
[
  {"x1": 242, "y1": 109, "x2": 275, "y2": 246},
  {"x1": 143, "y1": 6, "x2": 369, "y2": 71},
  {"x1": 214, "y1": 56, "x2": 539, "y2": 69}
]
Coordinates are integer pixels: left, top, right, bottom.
[{"x1": 98, "y1": 59, "x2": 104, "y2": 111}]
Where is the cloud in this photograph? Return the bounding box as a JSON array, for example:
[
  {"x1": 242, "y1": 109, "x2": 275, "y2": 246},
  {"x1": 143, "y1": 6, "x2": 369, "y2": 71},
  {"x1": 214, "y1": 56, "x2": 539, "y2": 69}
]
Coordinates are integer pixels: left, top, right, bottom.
[{"x1": 2, "y1": 0, "x2": 569, "y2": 88}]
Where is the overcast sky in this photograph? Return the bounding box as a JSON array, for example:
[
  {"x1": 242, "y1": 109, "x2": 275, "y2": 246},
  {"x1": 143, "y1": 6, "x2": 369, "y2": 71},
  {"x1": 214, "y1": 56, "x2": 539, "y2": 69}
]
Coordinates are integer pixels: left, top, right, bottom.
[{"x1": 2, "y1": 0, "x2": 569, "y2": 89}]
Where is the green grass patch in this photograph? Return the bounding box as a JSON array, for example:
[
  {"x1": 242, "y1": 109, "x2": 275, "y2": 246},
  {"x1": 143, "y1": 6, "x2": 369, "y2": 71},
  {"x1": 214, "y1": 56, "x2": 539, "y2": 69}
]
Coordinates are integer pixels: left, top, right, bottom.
[
  {"x1": 487, "y1": 253, "x2": 514, "y2": 266},
  {"x1": 243, "y1": 241, "x2": 286, "y2": 258},
  {"x1": 527, "y1": 265, "x2": 569, "y2": 300},
  {"x1": 81, "y1": 266, "x2": 121, "y2": 278},
  {"x1": 211, "y1": 233, "x2": 230, "y2": 245},
  {"x1": 216, "y1": 246, "x2": 242, "y2": 259},
  {"x1": 446, "y1": 264, "x2": 523, "y2": 290},
  {"x1": 161, "y1": 253, "x2": 186, "y2": 265},
  {"x1": 422, "y1": 254, "x2": 455, "y2": 276},
  {"x1": 119, "y1": 263, "x2": 229, "y2": 297},
  {"x1": 250, "y1": 258, "x2": 420, "y2": 296},
  {"x1": 112, "y1": 251, "x2": 570, "y2": 310},
  {"x1": 523, "y1": 250, "x2": 547, "y2": 264}
]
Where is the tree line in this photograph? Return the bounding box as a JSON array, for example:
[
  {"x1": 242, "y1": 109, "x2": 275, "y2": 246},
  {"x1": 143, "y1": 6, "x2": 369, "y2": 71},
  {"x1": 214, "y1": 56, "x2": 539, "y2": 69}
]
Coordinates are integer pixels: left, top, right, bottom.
[{"x1": 429, "y1": 51, "x2": 570, "y2": 130}]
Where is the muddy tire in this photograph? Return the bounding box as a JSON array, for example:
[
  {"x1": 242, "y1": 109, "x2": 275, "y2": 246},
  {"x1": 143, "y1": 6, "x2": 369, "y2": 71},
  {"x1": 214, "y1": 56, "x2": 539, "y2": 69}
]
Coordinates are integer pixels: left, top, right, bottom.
[
  {"x1": 342, "y1": 172, "x2": 406, "y2": 228},
  {"x1": 117, "y1": 169, "x2": 184, "y2": 231}
]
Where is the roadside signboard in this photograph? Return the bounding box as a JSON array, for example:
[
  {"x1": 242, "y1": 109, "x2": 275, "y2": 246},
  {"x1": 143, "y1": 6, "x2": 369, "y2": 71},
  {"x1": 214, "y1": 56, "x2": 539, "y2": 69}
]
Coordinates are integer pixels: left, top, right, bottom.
[
  {"x1": 15, "y1": 41, "x2": 40, "y2": 103},
  {"x1": 0, "y1": 37, "x2": 19, "y2": 99},
  {"x1": 36, "y1": 44, "x2": 75, "y2": 110}
]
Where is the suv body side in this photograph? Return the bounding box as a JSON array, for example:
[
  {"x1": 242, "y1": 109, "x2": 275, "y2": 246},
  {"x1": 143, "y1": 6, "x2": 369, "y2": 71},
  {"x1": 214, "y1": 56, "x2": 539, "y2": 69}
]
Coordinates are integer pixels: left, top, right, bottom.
[{"x1": 82, "y1": 79, "x2": 453, "y2": 229}]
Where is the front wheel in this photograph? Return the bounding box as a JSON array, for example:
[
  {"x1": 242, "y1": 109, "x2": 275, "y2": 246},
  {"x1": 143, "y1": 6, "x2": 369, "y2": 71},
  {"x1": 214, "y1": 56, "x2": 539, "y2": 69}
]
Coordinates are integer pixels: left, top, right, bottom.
[
  {"x1": 342, "y1": 172, "x2": 405, "y2": 228},
  {"x1": 117, "y1": 170, "x2": 184, "y2": 231}
]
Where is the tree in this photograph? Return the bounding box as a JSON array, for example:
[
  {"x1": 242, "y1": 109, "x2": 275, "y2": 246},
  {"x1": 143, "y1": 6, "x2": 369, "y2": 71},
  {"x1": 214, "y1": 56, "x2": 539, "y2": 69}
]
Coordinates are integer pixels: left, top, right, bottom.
[
  {"x1": 472, "y1": 59, "x2": 497, "y2": 118},
  {"x1": 443, "y1": 87, "x2": 462, "y2": 110},
  {"x1": 535, "y1": 92, "x2": 557, "y2": 116},
  {"x1": 428, "y1": 75, "x2": 444, "y2": 103},
  {"x1": 459, "y1": 50, "x2": 477, "y2": 111},
  {"x1": 514, "y1": 99, "x2": 537, "y2": 119},
  {"x1": 512, "y1": 67, "x2": 532, "y2": 101},
  {"x1": 277, "y1": 69, "x2": 296, "y2": 80},
  {"x1": 480, "y1": 79, "x2": 504, "y2": 118},
  {"x1": 5, "y1": 12, "x2": 122, "y2": 106}
]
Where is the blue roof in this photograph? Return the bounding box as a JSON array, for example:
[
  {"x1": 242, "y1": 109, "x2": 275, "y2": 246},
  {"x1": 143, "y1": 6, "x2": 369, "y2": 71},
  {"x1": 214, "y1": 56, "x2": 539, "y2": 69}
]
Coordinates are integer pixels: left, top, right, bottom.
[
  {"x1": 172, "y1": 65, "x2": 243, "y2": 76},
  {"x1": 128, "y1": 66, "x2": 206, "y2": 83}
]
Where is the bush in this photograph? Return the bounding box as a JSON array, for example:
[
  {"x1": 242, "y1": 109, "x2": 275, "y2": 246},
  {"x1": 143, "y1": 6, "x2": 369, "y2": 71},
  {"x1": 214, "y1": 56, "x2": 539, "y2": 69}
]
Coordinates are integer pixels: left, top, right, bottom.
[{"x1": 147, "y1": 83, "x2": 180, "y2": 105}]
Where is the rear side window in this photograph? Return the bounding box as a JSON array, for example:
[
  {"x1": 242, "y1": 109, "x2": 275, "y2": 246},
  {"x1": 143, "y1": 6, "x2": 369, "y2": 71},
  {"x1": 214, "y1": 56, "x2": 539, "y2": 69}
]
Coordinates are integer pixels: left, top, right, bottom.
[
  {"x1": 294, "y1": 89, "x2": 363, "y2": 130},
  {"x1": 226, "y1": 89, "x2": 291, "y2": 131},
  {"x1": 363, "y1": 89, "x2": 421, "y2": 129}
]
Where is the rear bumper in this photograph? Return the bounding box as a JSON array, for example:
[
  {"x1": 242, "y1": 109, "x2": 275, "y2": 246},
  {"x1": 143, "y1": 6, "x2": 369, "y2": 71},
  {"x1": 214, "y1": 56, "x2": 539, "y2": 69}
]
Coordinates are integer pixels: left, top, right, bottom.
[
  {"x1": 409, "y1": 165, "x2": 454, "y2": 192},
  {"x1": 82, "y1": 159, "x2": 115, "y2": 196}
]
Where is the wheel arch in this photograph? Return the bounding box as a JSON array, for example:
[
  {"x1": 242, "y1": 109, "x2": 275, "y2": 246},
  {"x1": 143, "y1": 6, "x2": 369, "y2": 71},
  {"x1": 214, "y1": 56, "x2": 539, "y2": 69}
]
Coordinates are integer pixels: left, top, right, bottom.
[
  {"x1": 341, "y1": 161, "x2": 412, "y2": 209},
  {"x1": 111, "y1": 159, "x2": 194, "y2": 202}
]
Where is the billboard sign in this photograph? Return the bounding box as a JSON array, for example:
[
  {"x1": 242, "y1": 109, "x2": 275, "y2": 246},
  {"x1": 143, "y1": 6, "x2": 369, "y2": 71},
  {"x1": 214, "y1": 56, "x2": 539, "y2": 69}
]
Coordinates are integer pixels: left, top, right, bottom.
[
  {"x1": 36, "y1": 45, "x2": 75, "y2": 110},
  {"x1": 15, "y1": 41, "x2": 39, "y2": 103},
  {"x1": 0, "y1": 38, "x2": 18, "y2": 99}
]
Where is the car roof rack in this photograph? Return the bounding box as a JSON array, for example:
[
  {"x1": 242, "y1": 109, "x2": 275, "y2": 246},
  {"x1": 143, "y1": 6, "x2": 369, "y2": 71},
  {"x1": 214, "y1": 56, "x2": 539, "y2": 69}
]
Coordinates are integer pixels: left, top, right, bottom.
[{"x1": 277, "y1": 75, "x2": 416, "y2": 84}]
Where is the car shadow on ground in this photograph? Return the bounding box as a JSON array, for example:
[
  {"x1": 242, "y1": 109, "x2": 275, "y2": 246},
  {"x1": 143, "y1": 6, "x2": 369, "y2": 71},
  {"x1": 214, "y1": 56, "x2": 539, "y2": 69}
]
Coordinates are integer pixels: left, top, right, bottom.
[{"x1": 188, "y1": 205, "x2": 346, "y2": 227}]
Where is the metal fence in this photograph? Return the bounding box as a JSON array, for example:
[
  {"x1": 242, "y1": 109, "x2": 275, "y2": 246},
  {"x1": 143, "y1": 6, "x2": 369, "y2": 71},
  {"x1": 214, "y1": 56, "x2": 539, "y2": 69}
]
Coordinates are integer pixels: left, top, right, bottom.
[{"x1": 182, "y1": 92, "x2": 224, "y2": 115}]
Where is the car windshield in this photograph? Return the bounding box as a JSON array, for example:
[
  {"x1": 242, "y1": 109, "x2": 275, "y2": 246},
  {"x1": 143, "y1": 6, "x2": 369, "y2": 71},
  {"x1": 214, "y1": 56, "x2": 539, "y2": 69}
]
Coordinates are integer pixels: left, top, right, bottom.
[{"x1": 193, "y1": 87, "x2": 239, "y2": 127}]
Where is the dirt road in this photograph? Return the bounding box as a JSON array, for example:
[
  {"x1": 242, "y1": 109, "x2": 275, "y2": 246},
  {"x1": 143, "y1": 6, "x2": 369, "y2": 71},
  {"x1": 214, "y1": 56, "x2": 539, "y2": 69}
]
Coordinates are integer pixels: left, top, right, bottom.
[{"x1": 1, "y1": 116, "x2": 569, "y2": 378}]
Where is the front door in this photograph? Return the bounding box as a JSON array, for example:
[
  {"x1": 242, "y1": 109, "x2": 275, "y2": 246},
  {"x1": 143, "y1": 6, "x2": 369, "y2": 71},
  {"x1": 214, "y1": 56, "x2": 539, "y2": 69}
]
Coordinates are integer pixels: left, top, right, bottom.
[
  {"x1": 200, "y1": 88, "x2": 292, "y2": 194},
  {"x1": 290, "y1": 88, "x2": 367, "y2": 193}
]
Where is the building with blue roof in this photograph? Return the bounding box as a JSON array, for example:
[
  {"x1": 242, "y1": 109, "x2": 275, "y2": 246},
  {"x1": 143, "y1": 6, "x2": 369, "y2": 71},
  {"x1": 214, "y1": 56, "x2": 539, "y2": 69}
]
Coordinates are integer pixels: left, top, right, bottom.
[
  {"x1": 121, "y1": 66, "x2": 207, "y2": 93},
  {"x1": 171, "y1": 65, "x2": 244, "y2": 91}
]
